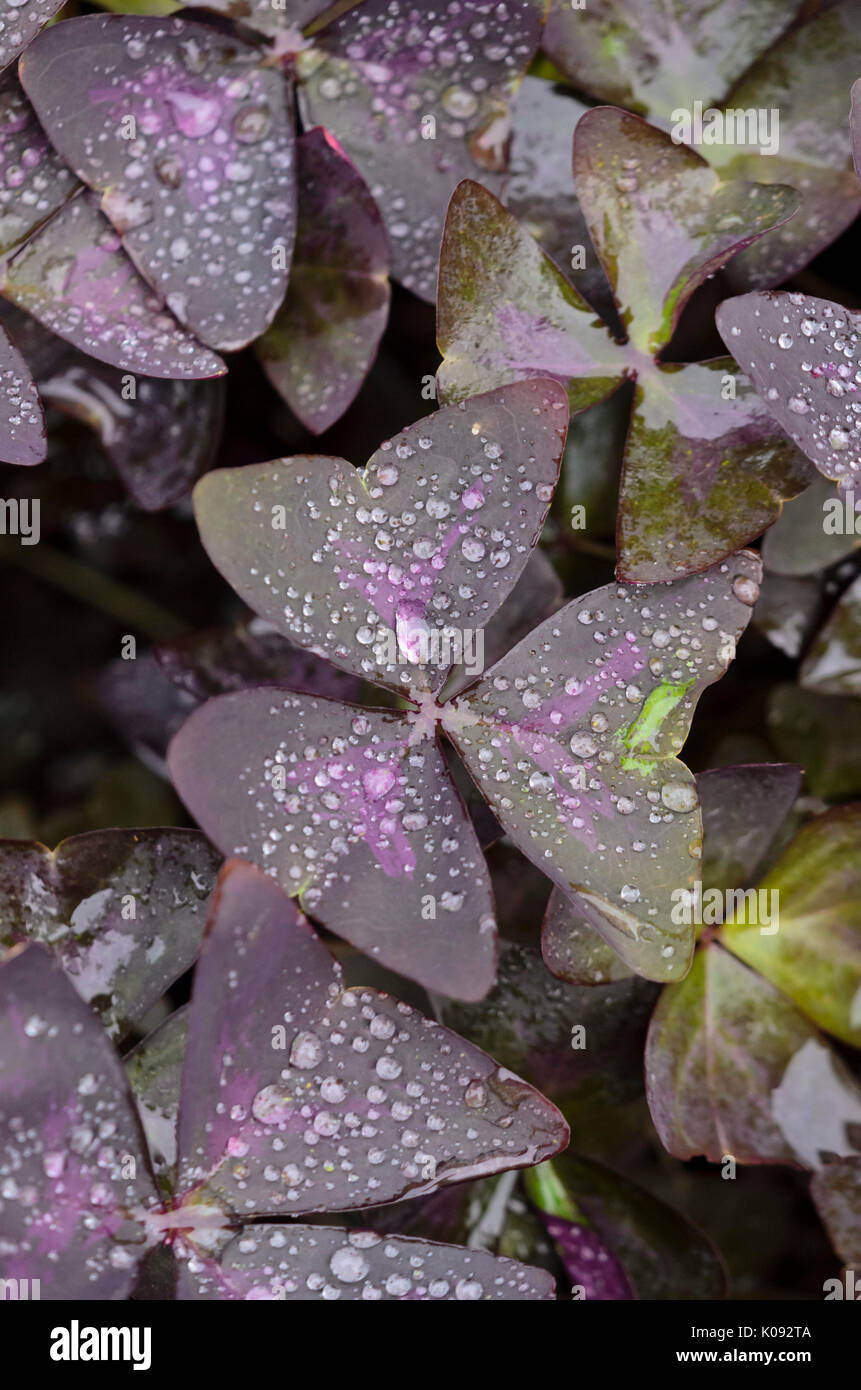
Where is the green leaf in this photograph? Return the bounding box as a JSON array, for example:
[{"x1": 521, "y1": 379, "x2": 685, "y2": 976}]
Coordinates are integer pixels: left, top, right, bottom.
[
  {"x1": 721, "y1": 806, "x2": 861, "y2": 1047},
  {"x1": 646, "y1": 943, "x2": 861, "y2": 1165},
  {"x1": 541, "y1": 0, "x2": 802, "y2": 123}
]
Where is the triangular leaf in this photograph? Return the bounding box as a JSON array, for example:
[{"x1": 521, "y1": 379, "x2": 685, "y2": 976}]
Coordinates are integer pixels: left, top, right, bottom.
[
  {"x1": 174, "y1": 860, "x2": 569, "y2": 1216},
  {"x1": 572, "y1": 106, "x2": 799, "y2": 356},
  {"x1": 168, "y1": 689, "x2": 497, "y2": 998},
  {"x1": 191, "y1": 380, "x2": 568, "y2": 696},
  {"x1": 177, "y1": 1223, "x2": 556, "y2": 1300},
  {"x1": 721, "y1": 805, "x2": 861, "y2": 1047},
  {"x1": 541, "y1": 0, "x2": 801, "y2": 123},
  {"x1": 717, "y1": 290, "x2": 861, "y2": 493},
  {"x1": 646, "y1": 944, "x2": 861, "y2": 1165},
  {"x1": 447, "y1": 552, "x2": 762, "y2": 981}
]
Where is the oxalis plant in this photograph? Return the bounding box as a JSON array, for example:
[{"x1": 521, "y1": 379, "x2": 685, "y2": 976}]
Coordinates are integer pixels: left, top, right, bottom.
[{"x1": 2, "y1": 0, "x2": 861, "y2": 1308}]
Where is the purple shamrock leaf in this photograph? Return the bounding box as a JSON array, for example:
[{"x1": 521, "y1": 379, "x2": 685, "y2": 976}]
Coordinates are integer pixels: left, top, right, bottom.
[
  {"x1": 176, "y1": 0, "x2": 333, "y2": 42},
  {"x1": 438, "y1": 107, "x2": 810, "y2": 581},
  {"x1": 447, "y1": 553, "x2": 763, "y2": 982},
  {"x1": 20, "y1": 14, "x2": 296, "y2": 351},
  {"x1": 0, "y1": 829, "x2": 221, "y2": 1039},
  {"x1": 720, "y1": 805, "x2": 861, "y2": 1048},
  {"x1": 296, "y1": 0, "x2": 544, "y2": 302},
  {"x1": 0, "y1": 318, "x2": 45, "y2": 464},
  {"x1": 177, "y1": 1224, "x2": 555, "y2": 1301},
  {"x1": 169, "y1": 687, "x2": 499, "y2": 999},
  {"x1": 256, "y1": 126, "x2": 390, "y2": 434},
  {"x1": 0, "y1": 0, "x2": 65, "y2": 77},
  {"x1": 0, "y1": 71, "x2": 79, "y2": 259},
  {"x1": 542, "y1": 2, "x2": 861, "y2": 292},
  {"x1": 717, "y1": 290, "x2": 861, "y2": 495},
  {"x1": 177, "y1": 859, "x2": 568, "y2": 1216},
  {"x1": 187, "y1": 380, "x2": 569, "y2": 697},
  {"x1": 166, "y1": 382, "x2": 565, "y2": 995},
  {"x1": 0, "y1": 945, "x2": 159, "y2": 1299},
  {"x1": 542, "y1": 888, "x2": 638, "y2": 987},
  {"x1": 1, "y1": 190, "x2": 226, "y2": 379},
  {"x1": 2, "y1": 860, "x2": 566, "y2": 1299},
  {"x1": 645, "y1": 944, "x2": 861, "y2": 1166},
  {"x1": 707, "y1": 3, "x2": 861, "y2": 293}
]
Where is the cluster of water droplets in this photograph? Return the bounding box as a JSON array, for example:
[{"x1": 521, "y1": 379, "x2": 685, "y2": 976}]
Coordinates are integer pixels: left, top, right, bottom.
[
  {"x1": 449, "y1": 559, "x2": 759, "y2": 969},
  {"x1": 22, "y1": 16, "x2": 294, "y2": 350},
  {"x1": 727, "y1": 292, "x2": 861, "y2": 483},
  {"x1": 300, "y1": 0, "x2": 539, "y2": 298},
  {"x1": 0, "y1": 71, "x2": 78, "y2": 256},
  {"x1": 184, "y1": 975, "x2": 563, "y2": 1217},
  {"x1": 0, "y1": 324, "x2": 42, "y2": 460},
  {"x1": 210, "y1": 1223, "x2": 550, "y2": 1300},
  {"x1": 3, "y1": 190, "x2": 224, "y2": 378},
  {"x1": 237, "y1": 392, "x2": 561, "y2": 694}
]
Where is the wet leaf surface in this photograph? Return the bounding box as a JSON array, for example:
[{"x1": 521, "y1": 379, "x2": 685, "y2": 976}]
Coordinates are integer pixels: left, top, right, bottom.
[
  {"x1": 190, "y1": 381, "x2": 568, "y2": 696},
  {"x1": 168, "y1": 688, "x2": 499, "y2": 999},
  {"x1": 2, "y1": 190, "x2": 226, "y2": 378},
  {"x1": 175, "y1": 859, "x2": 569, "y2": 1215},
  {"x1": 21, "y1": 14, "x2": 296, "y2": 350},
  {"x1": 541, "y1": 0, "x2": 802, "y2": 123},
  {"x1": 0, "y1": 945, "x2": 157, "y2": 1298},
  {"x1": 298, "y1": 0, "x2": 544, "y2": 302},
  {"x1": 718, "y1": 291, "x2": 861, "y2": 494},
  {"x1": 0, "y1": 70, "x2": 79, "y2": 258},
  {"x1": 0, "y1": 319, "x2": 45, "y2": 464},
  {"x1": 449, "y1": 553, "x2": 762, "y2": 981}
]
